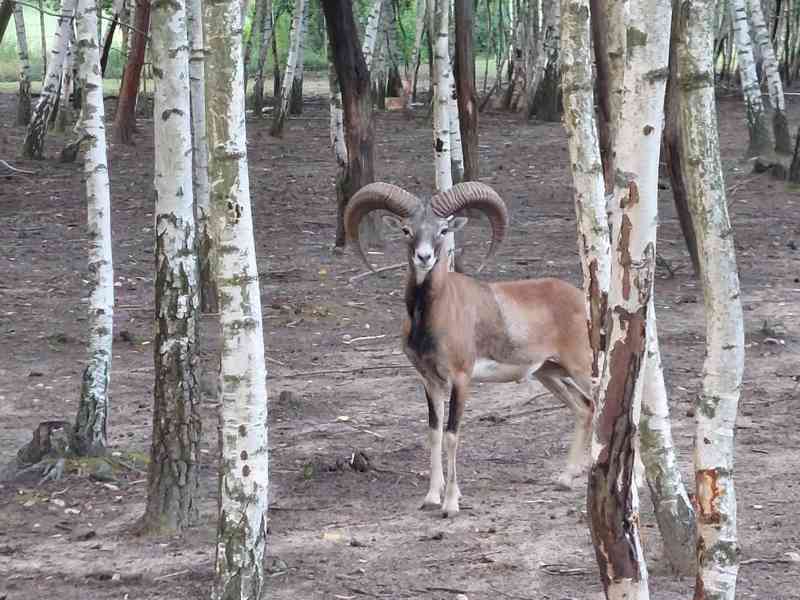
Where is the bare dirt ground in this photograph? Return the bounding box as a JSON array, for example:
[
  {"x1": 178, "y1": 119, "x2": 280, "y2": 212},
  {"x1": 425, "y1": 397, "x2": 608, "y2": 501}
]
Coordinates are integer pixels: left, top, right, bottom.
[{"x1": 0, "y1": 82, "x2": 799, "y2": 600}]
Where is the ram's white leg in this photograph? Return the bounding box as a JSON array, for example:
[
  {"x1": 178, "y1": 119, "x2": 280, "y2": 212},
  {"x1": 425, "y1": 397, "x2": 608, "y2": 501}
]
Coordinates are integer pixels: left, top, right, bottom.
[
  {"x1": 442, "y1": 430, "x2": 461, "y2": 516},
  {"x1": 442, "y1": 377, "x2": 467, "y2": 517},
  {"x1": 421, "y1": 386, "x2": 446, "y2": 509}
]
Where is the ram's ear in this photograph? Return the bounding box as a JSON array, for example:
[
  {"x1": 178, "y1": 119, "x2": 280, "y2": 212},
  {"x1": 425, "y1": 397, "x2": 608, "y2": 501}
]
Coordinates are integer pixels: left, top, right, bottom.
[
  {"x1": 382, "y1": 215, "x2": 405, "y2": 230},
  {"x1": 447, "y1": 216, "x2": 468, "y2": 232}
]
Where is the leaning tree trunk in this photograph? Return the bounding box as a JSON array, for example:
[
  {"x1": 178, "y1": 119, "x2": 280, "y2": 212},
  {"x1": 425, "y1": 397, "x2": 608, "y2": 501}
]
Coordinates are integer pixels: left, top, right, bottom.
[
  {"x1": 289, "y1": 0, "x2": 308, "y2": 115},
  {"x1": 140, "y1": 0, "x2": 201, "y2": 534},
  {"x1": 252, "y1": 0, "x2": 274, "y2": 116},
  {"x1": 72, "y1": 0, "x2": 114, "y2": 457},
  {"x1": 454, "y1": 0, "x2": 478, "y2": 181},
  {"x1": 322, "y1": 0, "x2": 381, "y2": 250},
  {"x1": 22, "y1": 0, "x2": 76, "y2": 159},
  {"x1": 187, "y1": 0, "x2": 215, "y2": 314},
  {"x1": 677, "y1": 2, "x2": 745, "y2": 598},
  {"x1": 748, "y1": 0, "x2": 792, "y2": 153},
  {"x1": 205, "y1": 0, "x2": 270, "y2": 594},
  {"x1": 560, "y1": 0, "x2": 610, "y2": 384},
  {"x1": 13, "y1": 1, "x2": 32, "y2": 126},
  {"x1": 100, "y1": 0, "x2": 125, "y2": 76},
  {"x1": 411, "y1": 0, "x2": 427, "y2": 101},
  {"x1": 430, "y1": 0, "x2": 455, "y2": 269},
  {"x1": 730, "y1": 0, "x2": 773, "y2": 157},
  {"x1": 587, "y1": 0, "x2": 671, "y2": 597},
  {"x1": 270, "y1": 0, "x2": 306, "y2": 137},
  {"x1": 0, "y1": 0, "x2": 12, "y2": 45},
  {"x1": 114, "y1": 0, "x2": 151, "y2": 144}
]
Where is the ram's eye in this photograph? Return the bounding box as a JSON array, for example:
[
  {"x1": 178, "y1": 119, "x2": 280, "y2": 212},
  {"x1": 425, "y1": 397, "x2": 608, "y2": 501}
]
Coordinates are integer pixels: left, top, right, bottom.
[
  {"x1": 437, "y1": 228, "x2": 448, "y2": 237},
  {"x1": 402, "y1": 227, "x2": 412, "y2": 237}
]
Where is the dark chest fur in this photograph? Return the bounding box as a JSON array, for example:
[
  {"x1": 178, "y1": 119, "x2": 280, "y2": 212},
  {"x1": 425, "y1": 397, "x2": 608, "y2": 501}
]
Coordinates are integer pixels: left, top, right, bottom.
[{"x1": 404, "y1": 277, "x2": 437, "y2": 357}]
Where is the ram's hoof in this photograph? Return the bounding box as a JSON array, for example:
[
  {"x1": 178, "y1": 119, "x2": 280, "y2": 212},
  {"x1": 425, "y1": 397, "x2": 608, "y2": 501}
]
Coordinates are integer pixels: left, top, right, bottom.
[{"x1": 420, "y1": 500, "x2": 441, "y2": 511}]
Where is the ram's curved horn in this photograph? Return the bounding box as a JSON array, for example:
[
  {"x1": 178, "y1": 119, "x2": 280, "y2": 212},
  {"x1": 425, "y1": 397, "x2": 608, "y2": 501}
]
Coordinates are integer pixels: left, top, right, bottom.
[
  {"x1": 344, "y1": 183, "x2": 422, "y2": 271},
  {"x1": 430, "y1": 182, "x2": 509, "y2": 271}
]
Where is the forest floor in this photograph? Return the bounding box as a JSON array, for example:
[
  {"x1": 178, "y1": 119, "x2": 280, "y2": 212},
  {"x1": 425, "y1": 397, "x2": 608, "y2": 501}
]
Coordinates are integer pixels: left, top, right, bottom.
[{"x1": 0, "y1": 84, "x2": 799, "y2": 600}]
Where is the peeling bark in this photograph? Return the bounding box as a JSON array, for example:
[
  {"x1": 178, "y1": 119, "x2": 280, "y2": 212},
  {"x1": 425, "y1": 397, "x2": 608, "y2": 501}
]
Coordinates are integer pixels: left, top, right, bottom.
[
  {"x1": 677, "y1": 1, "x2": 745, "y2": 597},
  {"x1": 205, "y1": 0, "x2": 269, "y2": 593},
  {"x1": 140, "y1": 0, "x2": 202, "y2": 534},
  {"x1": 73, "y1": 0, "x2": 114, "y2": 457}
]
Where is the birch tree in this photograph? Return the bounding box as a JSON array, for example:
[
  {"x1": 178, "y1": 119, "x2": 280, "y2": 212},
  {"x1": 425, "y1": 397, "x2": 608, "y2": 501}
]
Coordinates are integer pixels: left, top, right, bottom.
[
  {"x1": 13, "y1": 2, "x2": 32, "y2": 126},
  {"x1": 72, "y1": 0, "x2": 114, "y2": 457},
  {"x1": 140, "y1": 0, "x2": 202, "y2": 533},
  {"x1": 430, "y1": 0, "x2": 454, "y2": 270},
  {"x1": 729, "y1": 0, "x2": 772, "y2": 157},
  {"x1": 187, "y1": 0, "x2": 215, "y2": 313},
  {"x1": 270, "y1": 0, "x2": 306, "y2": 137},
  {"x1": 252, "y1": 0, "x2": 274, "y2": 115},
  {"x1": 748, "y1": 0, "x2": 792, "y2": 153},
  {"x1": 56, "y1": 35, "x2": 76, "y2": 133},
  {"x1": 22, "y1": 0, "x2": 77, "y2": 159},
  {"x1": 362, "y1": 0, "x2": 383, "y2": 69},
  {"x1": 410, "y1": 0, "x2": 427, "y2": 100},
  {"x1": 329, "y1": 39, "x2": 349, "y2": 236},
  {"x1": 0, "y1": 0, "x2": 12, "y2": 45},
  {"x1": 205, "y1": 0, "x2": 269, "y2": 593},
  {"x1": 289, "y1": 0, "x2": 308, "y2": 115},
  {"x1": 677, "y1": 2, "x2": 744, "y2": 597},
  {"x1": 584, "y1": 0, "x2": 672, "y2": 596}
]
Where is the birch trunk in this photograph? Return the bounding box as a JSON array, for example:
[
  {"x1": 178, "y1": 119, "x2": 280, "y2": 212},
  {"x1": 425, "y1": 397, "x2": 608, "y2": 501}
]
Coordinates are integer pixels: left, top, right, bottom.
[
  {"x1": 100, "y1": 0, "x2": 125, "y2": 75},
  {"x1": 531, "y1": 0, "x2": 561, "y2": 121},
  {"x1": 430, "y1": 0, "x2": 454, "y2": 269},
  {"x1": 0, "y1": 0, "x2": 11, "y2": 45},
  {"x1": 730, "y1": 0, "x2": 772, "y2": 157},
  {"x1": 13, "y1": 2, "x2": 32, "y2": 126},
  {"x1": 677, "y1": 2, "x2": 744, "y2": 598},
  {"x1": 39, "y1": 0, "x2": 48, "y2": 76},
  {"x1": 362, "y1": 0, "x2": 384, "y2": 69},
  {"x1": 587, "y1": 0, "x2": 671, "y2": 597},
  {"x1": 73, "y1": 0, "x2": 114, "y2": 457},
  {"x1": 560, "y1": 0, "x2": 610, "y2": 386},
  {"x1": 56, "y1": 35, "x2": 76, "y2": 133},
  {"x1": 22, "y1": 0, "x2": 76, "y2": 159},
  {"x1": 252, "y1": 0, "x2": 274, "y2": 115},
  {"x1": 411, "y1": 0, "x2": 427, "y2": 101},
  {"x1": 328, "y1": 39, "x2": 349, "y2": 248},
  {"x1": 205, "y1": 0, "x2": 269, "y2": 593},
  {"x1": 270, "y1": 0, "x2": 306, "y2": 136},
  {"x1": 447, "y1": 68, "x2": 464, "y2": 184},
  {"x1": 640, "y1": 307, "x2": 697, "y2": 576},
  {"x1": 289, "y1": 0, "x2": 308, "y2": 115},
  {"x1": 748, "y1": 0, "x2": 792, "y2": 153},
  {"x1": 188, "y1": 0, "x2": 215, "y2": 314},
  {"x1": 140, "y1": 0, "x2": 201, "y2": 533}
]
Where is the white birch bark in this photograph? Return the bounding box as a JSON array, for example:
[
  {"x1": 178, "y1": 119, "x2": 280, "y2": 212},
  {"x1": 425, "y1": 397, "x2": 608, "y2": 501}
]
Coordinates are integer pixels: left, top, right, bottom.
[
  {"x1": 430, "y1": 0, "x2": 454, "y2": 269},
  {"x1": 362, "y1": 0, "x2": 384, "y2": 70},
  {"x1": 252, "y1": 0, "x2": 274, "y2": 113},
  {"x1": 677, "y1": 2, "x2": 744, "y2": 598},
  {"x1": 747, "y1": 0, "x2": 791, "y2": 153},
  {"x1": 56, "y1": 33, "x2": 75, "y2": 132},
  {"x1": 560, "y1": 0, "x2": 610, "y2": 387},
  {"x1": 13, "y1": 1, "x2": 32, "y2": 125},
  {"x1": 270, "y1": 0, "x2": 305, "y2": 135},
  {"x1": 187, "y1": 0, "x2": 215, "y2": 314},
  {"x1": 329, "y1": 59, "x2": 348, "y2": 167},
  {"x1": 73, "y1": 0, "x2": 114, "y2": 457},
  {"x1": 22, "y1": 0, "x2": 76, "y2": 158},
  {"x1": 39, "y1": 0, "x2": 47, "y2": 77},
  {"x1": 142, "y1": 0, "x2": 201, "y2": 533},
  {"x1": 639, "y1": 306, "x2": 697, "y2": 575},
  {"x1": 447, "y1": 67, "x2": 464, "y2": 184},
  {"x1": 729, "y1": 0, "x2": 772, "y2": 156},
  {"x1": 205, "y1": 0, "x2": 269, "y2": 593},
  {"x1": 587, "y1": 1, "x2": 671, "y2": 597}
]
